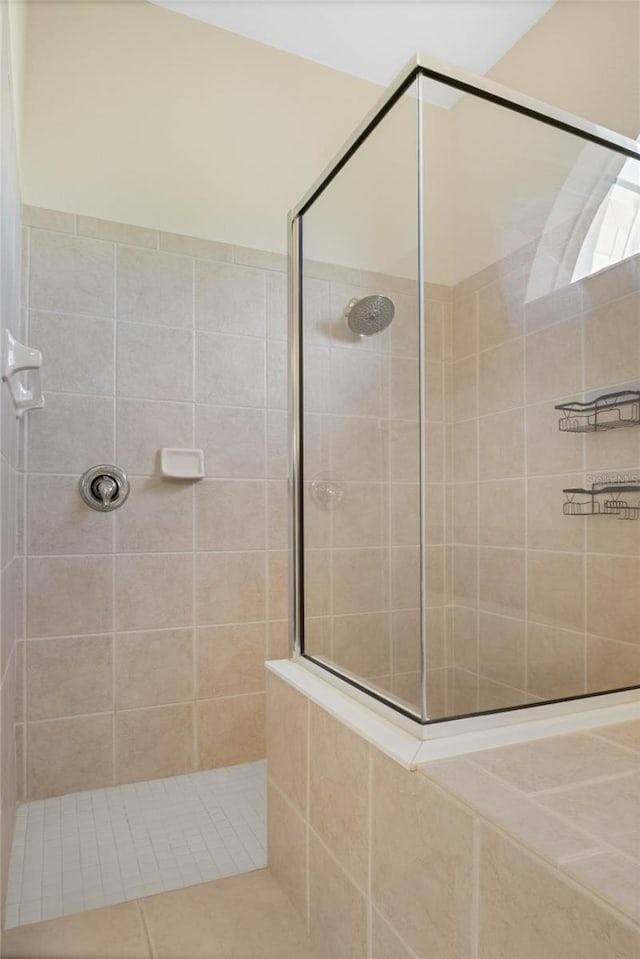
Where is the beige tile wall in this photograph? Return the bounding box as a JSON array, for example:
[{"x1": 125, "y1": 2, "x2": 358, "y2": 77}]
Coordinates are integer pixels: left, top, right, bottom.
[
  {"x1": 17, "y1": 206, "x2": 298, "y2": 800},
  {"x1": 18, "y1": 206, "x2": 448, "y2": 796},
  {"x1": 18, "y1": 204, "x2": 640, "y2": 798},
  {"x1": 299, "y1": 238, "x2": 640, "y2": 721},
  {"x1": 267, "y1": 670, "x2": 640, "y2": 959},
  {"x1": 446, "y1": 250, "x2": 640, "y2": 714},
  {"x1": 0, "y1": 4, "x2": 26, "y2": 927},
  {"x1": 301, "y1": 264, "x2": 450, "y2": 714}
]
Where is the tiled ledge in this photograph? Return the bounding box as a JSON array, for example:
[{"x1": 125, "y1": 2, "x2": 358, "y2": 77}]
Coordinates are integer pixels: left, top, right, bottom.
[
  {"x1": 268, "y1": 662, "x2": 640, "y2": 958},
  {"x1": 268, "y1": 661, "x2": 640, "y2": 925},
  {"x1": 420, "y1": 722, "x2": 640, "y2": 925},
  {"x1": 268, "y1": 659, "x2": 640, "y2": 764}
]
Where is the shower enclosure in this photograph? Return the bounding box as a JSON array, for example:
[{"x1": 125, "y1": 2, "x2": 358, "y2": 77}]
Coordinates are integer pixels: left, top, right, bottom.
[{"x1": 288, "y1": 55, "x2": 640, "y2": 724}]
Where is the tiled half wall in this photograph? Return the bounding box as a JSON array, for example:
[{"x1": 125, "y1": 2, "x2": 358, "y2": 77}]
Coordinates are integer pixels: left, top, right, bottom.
[{"x1": 266, "y1": 670, "x2": 640, "y2": 959}]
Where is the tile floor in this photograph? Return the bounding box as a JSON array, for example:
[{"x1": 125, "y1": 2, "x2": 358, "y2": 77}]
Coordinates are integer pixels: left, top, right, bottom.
[
  {"x1": 1, "y1": 869, "x2": 315, "y2": 959},
  {"x1": 5, "y1": 761, "x2": 266, "y2": 929}
]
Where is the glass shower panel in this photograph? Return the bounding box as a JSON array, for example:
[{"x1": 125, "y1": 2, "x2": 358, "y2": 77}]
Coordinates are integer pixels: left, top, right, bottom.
[
  {"x1": 299, "y1": 78, "x2": 424, "y2": 715},
  {"x1": 292, "y1": 59, "x2": 639, "y2": 724},
  {"x1": 420, "y1": 72, "x2": 640, "y2": 719}
]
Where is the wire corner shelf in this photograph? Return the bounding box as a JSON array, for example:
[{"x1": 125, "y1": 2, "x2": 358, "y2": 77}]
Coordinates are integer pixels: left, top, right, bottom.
[
  {"x1": 555, "y1": 390, "x2": 640, "y2": 433},
  {"x1": 563, "y1": 481, "x2": 640, "y2": 520}
]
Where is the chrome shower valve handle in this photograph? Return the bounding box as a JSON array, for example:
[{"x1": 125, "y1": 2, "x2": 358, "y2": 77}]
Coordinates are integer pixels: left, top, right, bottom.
[{"x1": 79, "y1": 465, "x2": 130, "y2": 512}]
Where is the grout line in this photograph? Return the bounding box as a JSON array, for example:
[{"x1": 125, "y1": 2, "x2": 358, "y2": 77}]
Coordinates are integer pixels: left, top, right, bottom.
[
  {"x1": 262, "y1": 268, "x2": 270, "y2": 656},
  {"x1": 445, "y1": 666, "x2": 526, "y2": 697},
  {"x1": 480, "y1": 818, "x2": 639, "y2": 929},
  {"x1": 305, "y1": 699, "x2": 311, "y2": 933},
  {"x1": 558, "y1": 847, "x2": 609, "y2": 867},
  {"x1": 24, "y1": 620, "x2": 275, "y2": 641},
  {"x1": 137, "y1": 899, "x2": 157, "y2": 959},
  {"x1": 385, "y1": 338, "x2": 392, "y2": 683},
  {"x1": 581, "y1": 313, "x2": 589, "y2": 697},
  {"x1": 472, "y1": 291, "x2": 480, "y2": 709},
  {"x1": 559, "y1": 842, "x2": 640, "y2": 870},
  {"x1": 39, "y1": 387, "x2": 269, "y2": 411},
  {"x1": 370, "y1": 905, "x2": 424, "y2": 959},
  {"x1": 366, "y1": 745, "x2": 373, "y2": 959},
  {"x1": 306, "y1": 820, "x2": 370, "y2": 905},
  {"x1": 24, "y1": 379, "x2": 637, "y2": 435},
  {"x1": 464, "y1": 750, "x2": 638, "y2": 802},
  {"x1": 532, "y1": 806, "x2": 640, "y2": 872},
  {"x1": 22, "y1": 230, "x2": 33, "y2": 801},
  {"x1": 27, "y1": 548, "x2": 268, "y2": 558},
  {"x1": 22, "y1": 691, "x2": 267, "y2": 727},
  {"x1": 471, "y1": 305, "x2": 635, "y2": 362},
  {"x1": 422, "y1": 758, "x2": 636, "y2": 877},
  {"x1": 588, "y1": 729, "x2": 640, "y2": 756},
  {"x1": 329, "y1": 328, "x2": 337, "y2": 664},
  {"x1": 523, "y1": 296, "x2": 529, "y2": 699},
  {"x1": 112, "y1": 239, "x2": 118, "y2": 787},
  {"x1": 24, "y1": 540, "x2": 640, "y2": 560},
  {"x1": 0, "y1": 589, "x2": 17, "y2": 692},
  {"x1": 471, "y1": 819, "x2": 480, "y2": 959},
  {"x1": 191, "y1": 254, "x2": 198, "y2": 775},
  {"x1": 28, "y1": 471, "x2": 280, "y2": 483},
  {"x1": 528, "y1": 767, "x2": 637, "y2": 798},
  {"x1": 439, "y1": 301, "x2": 449, "y2": 694},
  {"x1": 439, "y1": 543, "x2": 635, "y2": 560}
]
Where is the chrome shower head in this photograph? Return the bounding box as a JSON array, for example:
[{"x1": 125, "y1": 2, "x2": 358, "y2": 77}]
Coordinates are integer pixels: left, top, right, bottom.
[{"x1": 344, "y1": 294, "x2": 395, "y2": 337}]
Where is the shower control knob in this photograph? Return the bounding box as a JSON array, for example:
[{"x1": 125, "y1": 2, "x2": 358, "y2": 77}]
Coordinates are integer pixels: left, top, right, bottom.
[
  {"x1": 92, "y1": 475, "x2": 118, "y2": 508},
  {"x1": 80, "y1": 465, "x2": 130, "y2": 512}
]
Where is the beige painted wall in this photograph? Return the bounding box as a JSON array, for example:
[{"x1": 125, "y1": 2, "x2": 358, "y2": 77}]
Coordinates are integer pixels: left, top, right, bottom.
[
  {"x1": 488, "y1": 0, "x2": 640, "y2": 139},
  {"x1": 20, "y1": 0, "x2": 382, "y2": 257},
  {"x1": 7, "y1": 0, "x2": 27, "y2": 156},
  {"x1": 428, "y1": 0, "x2": 639, "y2": 282},
  {"x1": 19, "y1": 1, "x2": 639, "y2": 283}
]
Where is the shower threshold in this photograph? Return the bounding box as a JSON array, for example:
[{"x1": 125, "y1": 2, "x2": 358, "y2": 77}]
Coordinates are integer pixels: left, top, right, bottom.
[{"x1": 4, "y1": 760, "x2": 266, "y2": 929}]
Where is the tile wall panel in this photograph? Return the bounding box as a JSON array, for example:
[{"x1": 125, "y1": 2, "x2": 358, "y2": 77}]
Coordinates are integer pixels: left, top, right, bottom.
[
  {"x1": 445, "y1": 250, "x2": 640, "y2": 716},
  {"x1": 19, "y1": 206, "x2": 640, "y2": 799},
  {"x1": 20, "y1": 209, "x2": 288, "y2": 799}
]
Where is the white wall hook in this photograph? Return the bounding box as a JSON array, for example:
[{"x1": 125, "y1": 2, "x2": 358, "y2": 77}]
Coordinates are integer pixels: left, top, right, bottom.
[{"x1": 2, "y1": 329, "x2": 45, "y2": 417}]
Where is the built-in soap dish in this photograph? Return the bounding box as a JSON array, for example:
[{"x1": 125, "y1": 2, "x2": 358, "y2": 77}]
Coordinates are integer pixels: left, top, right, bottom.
[{"x1": 159, "y1": 448, "x2": 205, "y2": 480}]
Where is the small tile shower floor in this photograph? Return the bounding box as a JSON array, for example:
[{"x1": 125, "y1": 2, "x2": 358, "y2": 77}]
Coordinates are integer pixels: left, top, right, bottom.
[{"x1": 5, "y1": 760, "x2": 266, "y2": 929}]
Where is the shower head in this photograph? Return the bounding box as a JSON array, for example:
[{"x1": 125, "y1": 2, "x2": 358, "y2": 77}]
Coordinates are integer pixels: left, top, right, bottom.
[{"x1": 344, "y1": 294, "x2": 395, "y2": 337}]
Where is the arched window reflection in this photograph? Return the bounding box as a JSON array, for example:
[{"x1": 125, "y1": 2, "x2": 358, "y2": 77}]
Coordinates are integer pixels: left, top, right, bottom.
[{"x1": 573, "y1": 145, "x2": 640, "y2": 281}]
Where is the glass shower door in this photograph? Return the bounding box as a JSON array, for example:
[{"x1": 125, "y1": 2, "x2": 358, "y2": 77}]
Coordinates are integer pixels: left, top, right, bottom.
[{"x1": 294, "y1": 74, "x2": 427, "y2": 718}]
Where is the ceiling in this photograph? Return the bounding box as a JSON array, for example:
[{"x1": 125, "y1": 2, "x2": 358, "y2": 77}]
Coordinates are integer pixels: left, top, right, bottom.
[{"x1": 150, "y1": 0, "x2": 555, "y2": 88}]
